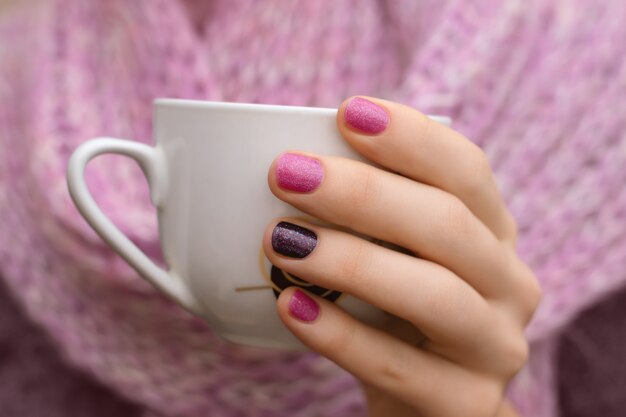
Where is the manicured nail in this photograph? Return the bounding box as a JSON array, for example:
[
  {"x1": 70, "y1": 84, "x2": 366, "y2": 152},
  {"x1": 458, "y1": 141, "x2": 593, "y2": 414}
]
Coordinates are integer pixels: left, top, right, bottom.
[
  {"x1": 272, "y1": 221, "x2": 317, "y2": 258},
  {"x1": 275, "y1": 153, "x2": 324, "y2": 192},
  {"x1": 288, "y1": 289, "x2": 320, "y2": 322},
  {"x1": 344, "y1": 97, "x2": 389, "y2": 134}
]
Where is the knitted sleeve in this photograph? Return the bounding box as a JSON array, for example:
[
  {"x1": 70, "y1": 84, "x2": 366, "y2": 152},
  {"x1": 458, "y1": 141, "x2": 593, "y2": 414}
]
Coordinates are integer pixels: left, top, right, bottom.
[{"x1": 1, "y1": 1, "x2": 625, "y2": 417}]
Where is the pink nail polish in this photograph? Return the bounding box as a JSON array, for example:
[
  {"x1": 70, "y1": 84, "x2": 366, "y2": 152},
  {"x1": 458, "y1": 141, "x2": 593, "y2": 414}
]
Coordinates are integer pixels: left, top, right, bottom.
[
  {"x1": 288, "y1": 289, "x2": 320, "y2": 322},
  {"x1": 344, "y1": 97, "x2": 389, "y2": 134},
  {"x1": 275, "y1": 153, "x2": 324, "y2": 193}
]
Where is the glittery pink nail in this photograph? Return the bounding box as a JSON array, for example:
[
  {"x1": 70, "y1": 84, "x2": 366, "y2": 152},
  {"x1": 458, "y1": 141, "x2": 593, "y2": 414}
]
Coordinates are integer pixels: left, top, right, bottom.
[
  {"x1": 275, "y1": 153, "x2": 324, "y2": 193},
  {"x1": 288, "y1": 289, "x2": 320, "y2": 322},
  {"x1": 344, "y1": 97, "x2": 389, "y2": 134}
]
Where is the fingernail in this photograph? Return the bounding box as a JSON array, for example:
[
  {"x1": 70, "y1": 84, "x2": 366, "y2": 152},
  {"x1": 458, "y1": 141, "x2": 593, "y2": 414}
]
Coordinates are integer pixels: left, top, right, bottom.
[
  {"x1": 288, "y1": 289, "x2": 320, "y2": 322},
  {"x1": 344, "y1": 97, "x2": 389, "y2": 134},
  {"x1": 276, "y1": 153, "x2": 324, "y2": 193},
  {"x1": 272, "y1": 221, "x2": 317, "y2": 258}
]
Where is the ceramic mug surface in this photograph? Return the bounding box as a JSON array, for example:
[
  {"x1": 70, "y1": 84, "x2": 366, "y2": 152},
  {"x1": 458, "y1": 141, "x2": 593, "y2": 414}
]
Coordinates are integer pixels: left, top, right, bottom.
[{"x1": 67, "y1": 99, "x2": 450, "y2": 350}]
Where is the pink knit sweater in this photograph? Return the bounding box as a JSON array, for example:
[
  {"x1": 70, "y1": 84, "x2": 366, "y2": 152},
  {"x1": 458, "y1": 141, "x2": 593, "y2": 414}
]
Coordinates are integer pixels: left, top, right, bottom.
[{"x1": 1, "y1": 1, "x2": 625, "y2": 416}]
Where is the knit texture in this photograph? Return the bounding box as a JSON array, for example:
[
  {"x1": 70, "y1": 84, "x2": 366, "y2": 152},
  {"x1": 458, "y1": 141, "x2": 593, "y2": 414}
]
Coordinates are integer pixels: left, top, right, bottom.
[
  {"x1": 0, "y1": 279, "x2": 142, "y2": 417},
  {"x1": 0, "y1": 1, "x2": 625, "y2": 416}
]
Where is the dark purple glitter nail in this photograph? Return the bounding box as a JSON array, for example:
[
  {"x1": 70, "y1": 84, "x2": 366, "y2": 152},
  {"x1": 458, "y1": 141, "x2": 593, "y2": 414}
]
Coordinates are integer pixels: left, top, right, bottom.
[{"x1": 271, "y1": 222, "x2": 317, "y2": 258}]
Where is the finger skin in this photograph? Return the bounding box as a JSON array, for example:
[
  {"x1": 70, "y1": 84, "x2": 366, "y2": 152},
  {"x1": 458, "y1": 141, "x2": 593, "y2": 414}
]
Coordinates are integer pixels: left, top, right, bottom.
[
  {"x1": 268, "y1": 151, "x2": 519, "y2": 300},
  {"x1": 277, "y1": 287, "x2": 504, "y2": 417},
  {"x1": 496, "y1": 400, "x2": 522, "y2": 417},
  {"x1": 268, "y1": 96, "x2": 539, "y2": 417},
  {"x1": 337, "y1": 96, "x2": 516, "y2": 243}
]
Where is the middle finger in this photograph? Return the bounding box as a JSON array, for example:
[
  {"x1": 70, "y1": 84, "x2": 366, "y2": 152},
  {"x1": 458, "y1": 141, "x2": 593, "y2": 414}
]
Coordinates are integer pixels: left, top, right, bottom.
[{"x1": 268, "y1": 152, "x2": 516, "y2": 300}]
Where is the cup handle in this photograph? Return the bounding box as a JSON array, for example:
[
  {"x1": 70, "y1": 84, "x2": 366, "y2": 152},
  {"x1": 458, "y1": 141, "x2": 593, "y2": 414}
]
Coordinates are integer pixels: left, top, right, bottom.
[{"x1": 67, "y1": 138, "x2": 201, "y2": 315}]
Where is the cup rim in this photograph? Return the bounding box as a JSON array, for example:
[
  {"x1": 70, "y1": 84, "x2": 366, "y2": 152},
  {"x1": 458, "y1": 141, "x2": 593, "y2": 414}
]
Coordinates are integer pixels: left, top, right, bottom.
[
  {"x1": 154, "y1": 98, "x2": 452, "y2": 126},
  {"x1": 154, "y1": 98, "x2": 337, "y2": 114}
]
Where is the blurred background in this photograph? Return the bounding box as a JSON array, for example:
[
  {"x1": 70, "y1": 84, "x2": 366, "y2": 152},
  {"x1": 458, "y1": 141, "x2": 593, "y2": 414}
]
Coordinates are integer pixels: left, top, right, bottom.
[{"x1": 0, "y1": 1, "x2": 625, "y2": 416}]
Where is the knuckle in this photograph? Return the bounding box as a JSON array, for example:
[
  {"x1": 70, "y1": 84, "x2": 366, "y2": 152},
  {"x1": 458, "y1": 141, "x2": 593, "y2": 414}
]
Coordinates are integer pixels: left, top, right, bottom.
[
  {"x1": 324, "y1": 317, "x2": 357, "y2": 355},
  {"x1": 494, "y1": 326, "x2": 530, "y2": 377},
  {"x1": 344, "y1": 165, "x2": 380, "y2": 214},
  {"x1": 504, "y1": 336, "x2": 530, "y2": 376},
  {"x1": 510, "y1": 259, "x2": 543, "y2": 321},
  {"x1": 337, "y1": 239, "x2": 373, "y2": 288},
  {"x1": 521, "y1": 269, "x2": 542, "y2": 320},
  {"x1": 376, "y1": 345, "x2": 413, "y2": 387},
  {"x1": 379, "y1": 359, "x2": 409, "y2": 387},
  {"x1": 442, "y1": 196, "x2": 475, "y2": 238}
]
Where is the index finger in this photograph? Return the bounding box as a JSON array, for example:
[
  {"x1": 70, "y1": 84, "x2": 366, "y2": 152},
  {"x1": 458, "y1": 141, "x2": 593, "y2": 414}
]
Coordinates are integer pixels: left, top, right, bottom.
[{"x1": 337, "y1": 96, "x2": 516, "y2": 243}]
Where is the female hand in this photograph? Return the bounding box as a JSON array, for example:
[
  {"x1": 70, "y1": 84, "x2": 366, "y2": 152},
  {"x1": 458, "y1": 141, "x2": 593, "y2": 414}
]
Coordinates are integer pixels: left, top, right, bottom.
[{"x1": 263, "y1": 97, "x2": 541, "y2": 417}]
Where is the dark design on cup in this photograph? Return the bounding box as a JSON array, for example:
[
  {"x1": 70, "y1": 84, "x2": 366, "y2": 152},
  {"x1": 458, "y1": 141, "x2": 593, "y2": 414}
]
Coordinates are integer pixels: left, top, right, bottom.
[{"x1": 270, "y1": 265, "x2": 342, "y2": 302}]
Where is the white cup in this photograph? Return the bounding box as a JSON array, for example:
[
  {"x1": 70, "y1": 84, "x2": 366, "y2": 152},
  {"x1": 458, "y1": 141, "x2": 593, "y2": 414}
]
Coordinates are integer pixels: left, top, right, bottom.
[{"x1": 67, "y1": 99, "x2": 450, "y2": 350}]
